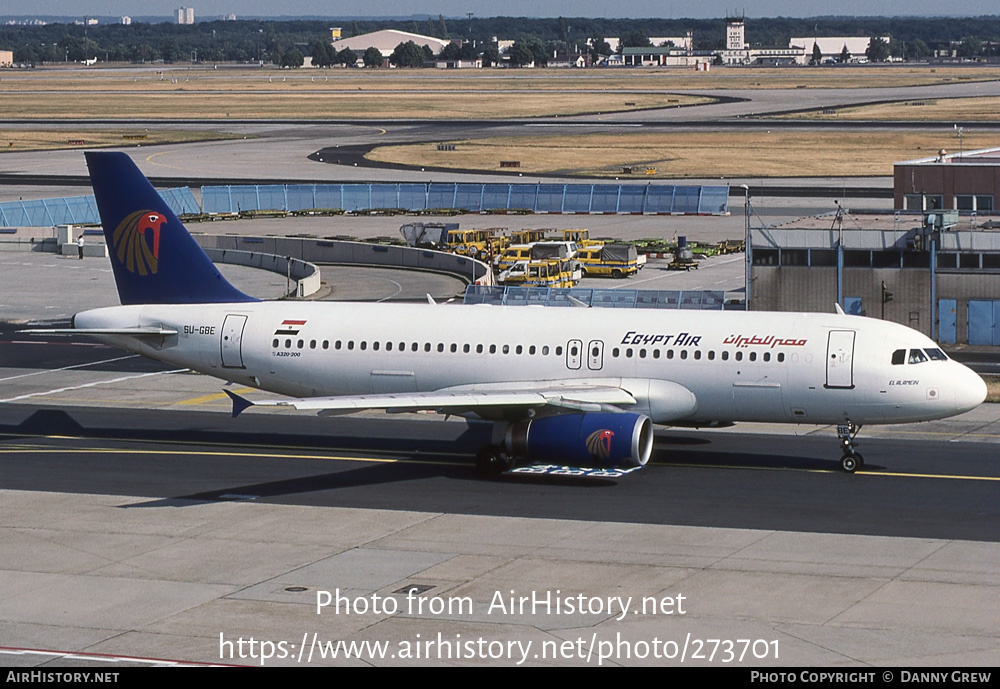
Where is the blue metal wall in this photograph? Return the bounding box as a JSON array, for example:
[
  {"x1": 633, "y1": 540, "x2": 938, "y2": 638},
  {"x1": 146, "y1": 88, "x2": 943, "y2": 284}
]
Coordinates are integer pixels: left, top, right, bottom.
[
  {"x1": 0, "y1": 188, "x2": 200, "y2": 227},
  {"x1": 201, "y1": 183, "x2": 730, "y2": 215}
]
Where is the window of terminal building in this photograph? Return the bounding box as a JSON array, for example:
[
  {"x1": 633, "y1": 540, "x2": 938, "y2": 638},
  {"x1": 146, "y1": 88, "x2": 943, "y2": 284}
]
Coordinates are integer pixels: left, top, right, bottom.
[
  {"x1": 809, "y1": 249, "x2": 838, "y2": 267},
  {"x1": 982, "y1": 254, "x2": 1000, "y2": 269},
  {"x1": 872, "y1": 251, "x2": 902, "y2": 269},
  {"x1": 752, "y1": 249, "x2": 779, "y2": 266},
  {"x1": 843, "y1": 250, "x2": 870, "y2": 268},
  {"x1": 938, "y1": 253, "x2": 958, "y2": 269},
  {"x1": 959, "y1": 253, "x2": 981, "y2": 269},
  {"x1": 956, "y1": 195, "x2": 994, "y2": 212},
  {"x1": 904, "y1": 194, "x2": 944, "y2": 211},
  {"x1": 902, "y1": 252, "x2": 931, "y2": 269},
  {"x1": 780, "y1": 249, "x2": 809, "y2": 266}
]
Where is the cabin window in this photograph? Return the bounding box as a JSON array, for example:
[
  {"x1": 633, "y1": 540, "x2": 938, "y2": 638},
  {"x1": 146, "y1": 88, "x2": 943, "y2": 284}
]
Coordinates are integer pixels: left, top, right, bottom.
[
  {"x1": 464, "y1": 344, "x2": 471, "y2": 353},
  {"x1": 516, "y1": 345, "x2": 523, "y2": 355},
  {"x1": 285, "y1": 339, "x2": 291, "y2": 348},
  {"x1": 613, "y1": 348, "x2": 620, "y2": 357},
  {"x1": 530, "y1": 345, "x2": 537, "y2": 355},
  {"x1": 490, "y1": 344, "x2": 497, "y2": 354},
  {"x1": 639, "y1": 349, "x2": 647, "y2": 358},
  {"x1": 777, "y1": 352, "x2": 784, "y2": 362},
  {"x1": 735, "y1": 351, "x2": 743, "y2": 361},
  {"x1": 450, "y1": 344, "x2": 457, "y2": 353},
  {"x1": 666, "y1": 350, "x2": 674, "y2": 359},
  {"x1": 707, "y1": 351, "x2": 715, "y2": 360},
  {"x1": 749, "y1": 352, "x2": 756, "y2": 362},
  {"x1": 694, "y1": 350, "x2": 701, "y2": 360},
  {"x1": 556, "y1": 346, "x2": 563, "y2": 356},
  {"x1": 385, "y1": 342, "x2": 392, "y2": 351},
  {"x1": 437, "y1": 343, "x2": 444, "y2": 353},
  {"x1": 503, "y1": 344, "x2": 510, "y2": 354},
  {"x1": 680, "y1": 350, "x2": 688, "y2": 360},
  {"x1": 477, "y1": 344, "x2": 484, "y2": 354},
  {"x1": 653, "y1": 349, "x2": 660, "y2": 359},
  {"x1": 360, "y1": 341, "x2": 367, "y2": 351},
  {"x1": 542, "y1": 346, "x2": 549, "y2": 355},
  {"x1": 310, "y1": 340, "x2": 316, "y2": 349},
  {"x1": 272, "y1": 339, "x2": 278, "y2": 348},
  {"x1": 763, "y1": 352, "x2": 770, "y2": 362},
  {"x1": 372, "y1": 341, "x2": 379, "y2": 351},
  {"x1": 626, "y1": 348, "x2": 633, "y2": 358},
  {"x1": 722, "y1": 351, "x2": 729, "y2": 361},
  {"x1": 347, "y1": 341, "x2": 354, "y2": 350},
  {"x1": 297, "y1": 339, "x2": 303, "y2": 349}
]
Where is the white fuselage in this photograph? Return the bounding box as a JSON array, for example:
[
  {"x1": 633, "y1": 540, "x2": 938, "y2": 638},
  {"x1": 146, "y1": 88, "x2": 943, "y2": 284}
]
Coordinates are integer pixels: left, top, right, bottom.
[{"x1": 75, "y1": 301, "x2": 987, "y2": 426}]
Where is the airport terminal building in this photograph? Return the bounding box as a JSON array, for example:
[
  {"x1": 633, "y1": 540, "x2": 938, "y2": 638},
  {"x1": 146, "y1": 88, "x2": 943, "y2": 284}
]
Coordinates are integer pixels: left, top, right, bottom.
[{"x1": 749, "y1": 213, "x2": 1000, "y2": 345}]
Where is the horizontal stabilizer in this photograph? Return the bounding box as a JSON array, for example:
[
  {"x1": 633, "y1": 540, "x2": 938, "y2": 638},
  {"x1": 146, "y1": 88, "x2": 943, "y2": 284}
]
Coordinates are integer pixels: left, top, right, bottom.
[{"x1": 224, "y1": 389, "x2": 256, "y2": 418}]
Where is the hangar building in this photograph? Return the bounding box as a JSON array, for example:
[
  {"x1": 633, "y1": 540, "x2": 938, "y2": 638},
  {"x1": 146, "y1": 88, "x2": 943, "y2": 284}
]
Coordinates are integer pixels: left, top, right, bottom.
[{"x1": 749, "y1": 212, "x2": 1000, "y2": 345}]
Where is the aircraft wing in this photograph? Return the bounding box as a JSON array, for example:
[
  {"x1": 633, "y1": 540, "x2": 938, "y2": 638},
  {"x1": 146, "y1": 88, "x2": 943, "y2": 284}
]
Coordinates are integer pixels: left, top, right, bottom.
[{"x1": 225, "y1": 381, "x2": 638, "y2": 418}]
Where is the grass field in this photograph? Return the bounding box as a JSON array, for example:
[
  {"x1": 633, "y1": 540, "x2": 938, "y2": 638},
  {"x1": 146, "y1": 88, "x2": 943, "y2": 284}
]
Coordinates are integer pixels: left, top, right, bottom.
[
  {"x1": 782, "y1": 96, "x2": 1000, "y2": 121},
  {"x1": 0, "y1": 63, "x2": 997, "y2": 120},
  {"x1": 365, "y1": 130, "x2": 999, "y2": 178},
  {"x1": 0, "y1": 129, "x2": 245, "y2": 153}
]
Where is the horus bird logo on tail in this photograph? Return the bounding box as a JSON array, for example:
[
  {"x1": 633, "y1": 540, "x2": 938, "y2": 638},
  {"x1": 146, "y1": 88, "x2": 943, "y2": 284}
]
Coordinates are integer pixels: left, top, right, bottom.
[{"x1": 112, "y1": 210, "x2": 166, "y2": 275}]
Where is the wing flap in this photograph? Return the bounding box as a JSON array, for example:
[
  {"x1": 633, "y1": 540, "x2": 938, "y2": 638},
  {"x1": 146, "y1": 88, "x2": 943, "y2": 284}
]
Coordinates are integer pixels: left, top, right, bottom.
[{"x1": 224, "y1": 383, "x2": 637, "y2": 418}]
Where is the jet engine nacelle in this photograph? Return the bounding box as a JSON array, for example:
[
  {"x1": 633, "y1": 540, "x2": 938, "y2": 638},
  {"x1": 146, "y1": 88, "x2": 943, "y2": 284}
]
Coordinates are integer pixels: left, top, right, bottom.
[{"x1": 504, "y1": 412, "x2": 653, "y2": 468}]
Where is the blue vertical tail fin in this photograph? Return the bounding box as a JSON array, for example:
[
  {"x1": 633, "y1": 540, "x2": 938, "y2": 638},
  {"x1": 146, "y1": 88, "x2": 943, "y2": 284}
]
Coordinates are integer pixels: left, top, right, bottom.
[{"x1": 85, "y1": 151, "x2": 256, "y2": 305}]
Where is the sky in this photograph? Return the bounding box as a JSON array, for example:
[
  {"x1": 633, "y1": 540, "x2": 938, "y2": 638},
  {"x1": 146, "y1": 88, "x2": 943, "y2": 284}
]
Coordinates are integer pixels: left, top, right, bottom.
[{"x1": 5, "y1": 0, "x2": 1000, "y2": 19}]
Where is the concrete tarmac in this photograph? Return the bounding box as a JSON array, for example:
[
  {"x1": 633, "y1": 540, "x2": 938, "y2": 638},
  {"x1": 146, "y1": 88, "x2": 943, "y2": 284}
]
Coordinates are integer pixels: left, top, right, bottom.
[{"x1": 2, "y1": 93, "x2": 999, "y2": 665}]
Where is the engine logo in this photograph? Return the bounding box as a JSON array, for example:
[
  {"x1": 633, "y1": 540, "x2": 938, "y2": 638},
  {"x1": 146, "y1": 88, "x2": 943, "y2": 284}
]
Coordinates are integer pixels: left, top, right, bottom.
[
  {"x1": 112, "y1": 210, "x2": 166, "y2": 276},
  {"x1": 586, "y1": 428, "x2": 615, "y2": 460}
]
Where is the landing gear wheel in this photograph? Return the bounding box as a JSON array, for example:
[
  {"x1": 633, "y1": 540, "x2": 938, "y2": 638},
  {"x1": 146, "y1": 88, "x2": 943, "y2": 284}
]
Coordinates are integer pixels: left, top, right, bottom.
[
  {"x1": 840, "y1": 453, "x2": 859, "y2": 473},
  {"x1": 836, "y1": 422, "x2": 864, "y2": 473},
  {"x1": 475, "y1": 447, "x2": 511, "y2": 478}
]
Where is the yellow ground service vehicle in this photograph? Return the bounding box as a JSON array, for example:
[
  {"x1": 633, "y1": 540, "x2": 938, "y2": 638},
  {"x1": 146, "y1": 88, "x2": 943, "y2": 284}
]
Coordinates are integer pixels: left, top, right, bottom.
[
  {"x1": 560, "y1": 229, "x2": 601, "y2": 247},
  {"x1": 498, "y1": 259, "x2": 576, "y2": 288},
  {"x1": 576, "y1": 244, "x2": 641, "y2": 278},
  {"x1": 510, "y1": 229, "x2": 549, "y2": 245},
  {"x1": 495, "y1": 244, "x2": 534, "y2": 271},
  {"x1": 444, "y1": 228, "x2": 508, "y2": 261}
]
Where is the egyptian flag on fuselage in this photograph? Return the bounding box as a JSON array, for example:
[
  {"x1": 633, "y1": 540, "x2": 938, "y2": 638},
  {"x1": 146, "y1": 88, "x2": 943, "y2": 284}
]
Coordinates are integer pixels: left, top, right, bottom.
[{"x1": 275, "y1": 319, "x2": 307, "y2": 336}]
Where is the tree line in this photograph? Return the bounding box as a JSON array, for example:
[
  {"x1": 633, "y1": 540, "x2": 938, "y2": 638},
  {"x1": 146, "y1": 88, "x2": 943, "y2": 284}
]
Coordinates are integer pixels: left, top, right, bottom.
[{"x1": 2, "y1": 16, "x2": 998, "y2": 65}]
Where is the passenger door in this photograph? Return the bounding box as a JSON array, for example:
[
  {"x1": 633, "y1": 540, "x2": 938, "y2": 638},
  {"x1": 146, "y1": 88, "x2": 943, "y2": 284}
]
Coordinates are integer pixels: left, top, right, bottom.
[
  {"x1": 825, "y1": 330, "x2": 855, "y2": 389},
  {"x1": 221, "y1": 314, "x2": 248, "y2": 369}
]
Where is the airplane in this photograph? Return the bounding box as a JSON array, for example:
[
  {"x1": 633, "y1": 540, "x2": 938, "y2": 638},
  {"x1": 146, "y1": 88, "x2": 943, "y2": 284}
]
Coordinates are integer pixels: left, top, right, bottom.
[{"x1": 24, "y1": 152, "x2": 988, "y2": 477}]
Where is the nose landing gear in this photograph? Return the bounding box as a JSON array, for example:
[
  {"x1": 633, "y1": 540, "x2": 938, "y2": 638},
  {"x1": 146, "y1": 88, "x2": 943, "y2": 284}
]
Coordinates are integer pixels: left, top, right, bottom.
[{"x1": 837, "y1": 422, "x2": 864, "y2": 473}]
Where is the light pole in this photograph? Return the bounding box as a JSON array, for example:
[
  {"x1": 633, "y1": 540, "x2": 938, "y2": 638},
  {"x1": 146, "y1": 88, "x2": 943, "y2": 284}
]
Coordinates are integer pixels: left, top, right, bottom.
[{"x1": 740, "y1": 184, "x2": 751, "y2": 311}]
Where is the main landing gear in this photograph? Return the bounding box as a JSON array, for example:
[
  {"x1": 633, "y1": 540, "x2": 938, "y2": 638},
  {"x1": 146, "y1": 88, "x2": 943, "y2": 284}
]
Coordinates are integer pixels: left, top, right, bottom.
[
  {"x1": 475, "y1": 446, "x2": 514, "y2": 478},
  {"x1": 837, "y1": 422, "x2": 864, "y2": 473}
]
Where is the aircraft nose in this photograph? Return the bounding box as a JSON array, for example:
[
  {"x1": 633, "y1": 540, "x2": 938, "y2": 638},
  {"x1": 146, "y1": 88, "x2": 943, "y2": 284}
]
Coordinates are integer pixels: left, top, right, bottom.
[{"x1": 954, "y1": 364, "x2": 988, "y2": 414}]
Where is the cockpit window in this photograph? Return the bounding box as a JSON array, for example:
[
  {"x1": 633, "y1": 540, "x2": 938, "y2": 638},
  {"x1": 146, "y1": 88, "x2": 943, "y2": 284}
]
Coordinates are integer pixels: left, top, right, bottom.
[
  {"x1": 925, "y1": 348, "x2": 948, "y2": 361},
  {"x1": 908, "y1": 349, "x2": 929, "y2": 364},
  {"x1": 891, "y1": 349, "x2": 906, "y2": 365}
]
